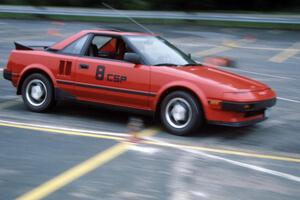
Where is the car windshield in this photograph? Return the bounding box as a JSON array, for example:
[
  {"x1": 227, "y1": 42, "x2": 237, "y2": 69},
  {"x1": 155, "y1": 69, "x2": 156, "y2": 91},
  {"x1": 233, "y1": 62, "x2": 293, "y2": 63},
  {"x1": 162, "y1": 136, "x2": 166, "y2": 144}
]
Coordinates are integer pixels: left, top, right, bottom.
[{"x1": 125, "y1": 35, "x2": 196, "y2": 66}]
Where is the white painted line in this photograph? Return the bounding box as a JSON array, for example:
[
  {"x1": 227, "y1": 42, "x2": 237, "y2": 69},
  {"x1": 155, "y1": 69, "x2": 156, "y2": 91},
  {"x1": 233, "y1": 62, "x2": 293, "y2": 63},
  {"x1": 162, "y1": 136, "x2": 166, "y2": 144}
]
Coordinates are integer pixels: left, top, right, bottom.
[
  {"x1": 0, "y1": 119, "x2": 130, "y2": 138},
  {"x1": 194, "y1": 45, "x2": 231, "y2": 57},
  {"x1": 267, "y1": 30, "x2": 285, "y2": 35},
  {"x1": 145, "y1": 136, "x2": 300, "y2": 183},
  {"x1": 234, "y1": 45, "x2": 300, "y2": 52},
  {"x1": 225, "y1": 67, "x2": 294, "y2": 80},
  {"x1": 201, "y1": 62, "x2": 294, "y2": 80},
  {"x1": 194, "y1": 150, "x2": 300, "y2": 183},
  {"x1": 129, "y1": 145, "x2": 160, "y2": 154},
  {"x1": 174, "y1": 40, "x2": 299, "y2": 52},
  {"x1": 182, "y1": 43, "x2": 299, "y2": 51},
  {"x1": 175, "y1": 43, "x2": 216, "y2": 48},
  {"x1": 192, "y1": 38, "x2": 256, "y2": 57},
  {"x1": 190, "y1": 191, "x2": 208, "y2": 198},
  {"x1": 277, "y1": 97, "x2": 300, "y2": 104},
  {"x1": 1, "y1": 118, "x2": 300, "y2": 182}
]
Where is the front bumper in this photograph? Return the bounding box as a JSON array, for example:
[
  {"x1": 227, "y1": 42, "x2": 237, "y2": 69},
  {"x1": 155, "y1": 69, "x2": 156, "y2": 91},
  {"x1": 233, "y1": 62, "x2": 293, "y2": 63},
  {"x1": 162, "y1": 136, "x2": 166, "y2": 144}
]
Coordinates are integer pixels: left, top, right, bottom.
[
  {"x1": 221, "y1": 98, "x2": 276, "y2": 112},
  {"x1": 206, "y1": 97, "x2": 276, "y2": 127},
  {"x1": 208, "y1": 116, "x2": 266, "y2": 127},
  {"x1": 3, "y1": 69, "x2": 12, "y2": 81}
]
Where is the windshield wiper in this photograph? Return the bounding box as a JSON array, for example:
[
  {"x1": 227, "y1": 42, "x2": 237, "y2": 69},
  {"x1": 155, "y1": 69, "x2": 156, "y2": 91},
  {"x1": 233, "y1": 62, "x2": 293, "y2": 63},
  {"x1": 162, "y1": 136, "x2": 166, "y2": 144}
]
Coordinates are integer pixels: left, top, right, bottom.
[
  {"x1": 154, "y1": 63, "x2": 178, "y2": 66},
  {"x1": 154, "y1": 63, "x2": 202, "y2": 67},
  {"x1": 182, "y1": 63, "x2": 203, "y2": 66}
]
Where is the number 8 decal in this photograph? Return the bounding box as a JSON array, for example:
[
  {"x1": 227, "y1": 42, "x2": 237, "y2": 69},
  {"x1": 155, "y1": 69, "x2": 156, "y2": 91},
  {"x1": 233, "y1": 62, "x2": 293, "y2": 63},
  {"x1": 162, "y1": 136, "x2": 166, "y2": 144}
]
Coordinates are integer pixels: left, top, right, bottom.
[{"x1": 96, "y1": 65, "x2": 105, "y2": 80}]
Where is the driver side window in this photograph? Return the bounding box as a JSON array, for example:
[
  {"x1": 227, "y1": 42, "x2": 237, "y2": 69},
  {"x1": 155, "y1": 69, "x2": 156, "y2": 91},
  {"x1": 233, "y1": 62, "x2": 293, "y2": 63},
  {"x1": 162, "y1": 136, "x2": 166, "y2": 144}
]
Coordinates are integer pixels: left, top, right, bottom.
[{"x1": 86, "y1": 35, "x2": 129, "y2": 61}]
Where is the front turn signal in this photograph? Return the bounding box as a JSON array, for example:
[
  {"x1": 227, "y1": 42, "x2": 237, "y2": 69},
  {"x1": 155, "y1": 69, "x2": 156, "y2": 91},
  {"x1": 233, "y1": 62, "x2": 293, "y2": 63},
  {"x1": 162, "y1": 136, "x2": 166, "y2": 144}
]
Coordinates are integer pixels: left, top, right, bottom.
[{"x1": 208, "y1": 99, "x2": 222, "y2": 109}]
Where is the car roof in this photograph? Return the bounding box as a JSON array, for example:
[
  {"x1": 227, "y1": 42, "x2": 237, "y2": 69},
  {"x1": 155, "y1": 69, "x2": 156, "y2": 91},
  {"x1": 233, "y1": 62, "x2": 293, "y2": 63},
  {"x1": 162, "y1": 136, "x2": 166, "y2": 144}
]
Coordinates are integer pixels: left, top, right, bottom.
[
  {"x1": 50, "y1": 29, "x2": 156, "y2": 50},
  {"x1": 85, "y1": 29, "x2": 155, "y2": 36}
]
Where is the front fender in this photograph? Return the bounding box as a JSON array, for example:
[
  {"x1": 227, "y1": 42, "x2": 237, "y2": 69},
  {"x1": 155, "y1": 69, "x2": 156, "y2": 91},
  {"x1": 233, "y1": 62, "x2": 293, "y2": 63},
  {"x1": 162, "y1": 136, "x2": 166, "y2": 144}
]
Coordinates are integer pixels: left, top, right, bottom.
[{"x1": 153, "y1": 81, "x2": 208, "y2": 113}]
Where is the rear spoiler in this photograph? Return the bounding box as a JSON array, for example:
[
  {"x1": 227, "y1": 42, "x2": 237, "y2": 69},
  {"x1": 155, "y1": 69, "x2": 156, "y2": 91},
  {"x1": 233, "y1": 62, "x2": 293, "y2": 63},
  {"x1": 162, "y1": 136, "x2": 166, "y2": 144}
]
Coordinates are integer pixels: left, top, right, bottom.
[{"x1": 14, "y1": 41, "x2": 55, "y2": 50}]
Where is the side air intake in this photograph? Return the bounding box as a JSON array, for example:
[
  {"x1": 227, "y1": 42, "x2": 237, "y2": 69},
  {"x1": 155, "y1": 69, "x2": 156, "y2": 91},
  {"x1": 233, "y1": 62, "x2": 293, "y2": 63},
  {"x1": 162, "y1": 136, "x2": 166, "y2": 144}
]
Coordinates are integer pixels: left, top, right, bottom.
[{"x1": 58, "y1": 61, "x2": 72, "y2": 76}]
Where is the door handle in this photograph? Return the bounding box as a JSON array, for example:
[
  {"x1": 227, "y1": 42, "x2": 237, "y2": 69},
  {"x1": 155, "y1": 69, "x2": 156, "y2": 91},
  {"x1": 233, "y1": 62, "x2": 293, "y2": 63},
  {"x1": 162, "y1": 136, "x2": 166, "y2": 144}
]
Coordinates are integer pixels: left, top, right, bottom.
[{"x1": 79, "y1": 64, "x2": 89, "y2": 69}]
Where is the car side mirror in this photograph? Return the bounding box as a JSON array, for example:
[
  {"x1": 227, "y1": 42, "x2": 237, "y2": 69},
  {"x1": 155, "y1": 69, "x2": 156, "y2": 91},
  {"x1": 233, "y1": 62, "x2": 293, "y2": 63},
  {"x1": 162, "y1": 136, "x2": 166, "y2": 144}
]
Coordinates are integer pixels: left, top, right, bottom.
[{"x1": 124, "y1": 52, "x2": 140, "y2": 64}]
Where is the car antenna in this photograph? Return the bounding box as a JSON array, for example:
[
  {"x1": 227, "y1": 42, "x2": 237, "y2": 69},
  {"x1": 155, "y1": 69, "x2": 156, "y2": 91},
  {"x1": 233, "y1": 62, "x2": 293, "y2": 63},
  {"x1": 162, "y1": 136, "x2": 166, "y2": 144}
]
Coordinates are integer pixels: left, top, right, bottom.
[{"x1": 101, "y1": 2, "x2": 154, "y2": 34}]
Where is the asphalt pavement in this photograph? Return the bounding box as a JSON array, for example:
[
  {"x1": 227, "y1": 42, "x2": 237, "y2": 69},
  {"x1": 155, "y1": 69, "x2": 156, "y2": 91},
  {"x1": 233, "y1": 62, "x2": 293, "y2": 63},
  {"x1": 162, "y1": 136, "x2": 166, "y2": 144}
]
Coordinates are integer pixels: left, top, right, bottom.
[{"x1": 0, "y1": 19, "x2": 300, "y2": 200}]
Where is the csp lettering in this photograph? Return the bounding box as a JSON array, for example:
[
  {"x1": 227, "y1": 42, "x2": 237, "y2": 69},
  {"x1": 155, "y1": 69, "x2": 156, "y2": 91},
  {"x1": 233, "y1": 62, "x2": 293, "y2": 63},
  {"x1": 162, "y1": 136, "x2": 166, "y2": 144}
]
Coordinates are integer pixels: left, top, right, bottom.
[
  {"x1": 96, "y1": 65, "x2": 127, "y2": 83},
  {"x1": 107, "y1": 74, "x2": 127, "y2": 83}
]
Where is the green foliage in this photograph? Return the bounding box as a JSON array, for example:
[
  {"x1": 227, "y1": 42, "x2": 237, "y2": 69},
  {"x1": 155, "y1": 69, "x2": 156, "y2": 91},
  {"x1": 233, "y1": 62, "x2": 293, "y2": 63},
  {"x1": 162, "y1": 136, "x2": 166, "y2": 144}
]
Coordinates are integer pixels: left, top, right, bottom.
[{"x1": 0, "y1": 0, "x2": 299, "y2": 11}]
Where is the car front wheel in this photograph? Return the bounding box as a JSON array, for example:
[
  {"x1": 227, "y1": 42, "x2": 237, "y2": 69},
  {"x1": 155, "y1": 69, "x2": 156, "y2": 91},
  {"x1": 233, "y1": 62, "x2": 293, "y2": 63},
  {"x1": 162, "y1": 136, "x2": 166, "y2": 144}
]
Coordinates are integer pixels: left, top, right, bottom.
[
  {"x1": 160, "y1": 91, "x2": 203, "y2": 136},
  {"x1": 21, "y1": 73, "x2": 54, "y2": 112}
]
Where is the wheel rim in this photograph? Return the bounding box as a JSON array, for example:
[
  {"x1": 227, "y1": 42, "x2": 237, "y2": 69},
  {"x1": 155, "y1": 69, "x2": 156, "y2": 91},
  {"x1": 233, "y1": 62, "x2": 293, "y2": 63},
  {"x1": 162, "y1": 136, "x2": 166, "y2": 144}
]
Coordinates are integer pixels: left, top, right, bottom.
[
  {"x1": 165, "y1": 97, "x2": 192, "y2": 129},
  {"x1": 25, "y1": 79, "x2": 47, "y2": 107}
]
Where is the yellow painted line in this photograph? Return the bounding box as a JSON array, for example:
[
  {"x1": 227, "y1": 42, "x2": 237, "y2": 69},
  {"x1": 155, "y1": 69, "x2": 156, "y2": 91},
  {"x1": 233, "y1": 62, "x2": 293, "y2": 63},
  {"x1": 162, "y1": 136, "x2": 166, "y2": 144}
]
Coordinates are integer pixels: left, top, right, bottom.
[
  {"x1": 16, "y1": 129, "x2": 157, "y2": 200},
  {"x1": 16, "y1": 143, "x2": 129, "y2": 200},
  {"x1": 0, "y1": 122, "x2": 126, "y2": 141},
  {"x1": 269, "y1": 41, "x2": 300, "y2": 63},
  {"x1": 144, "y1": 140, "x2": 300, "y2": 164},
  {"x1": 194, "y1": 45, "x2": 231, "y2": 57},
  {"x1": 1, "y1": 121, "x2": 300, "y2": 164},
  {"x1": 193, "y1": 38, "x2": 254, "y2": 57}
]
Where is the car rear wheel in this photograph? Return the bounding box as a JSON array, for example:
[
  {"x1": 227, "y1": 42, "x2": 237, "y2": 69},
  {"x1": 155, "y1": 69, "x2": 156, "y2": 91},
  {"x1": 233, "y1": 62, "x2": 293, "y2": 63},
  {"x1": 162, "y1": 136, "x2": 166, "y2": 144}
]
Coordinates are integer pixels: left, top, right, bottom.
[
  {"x1": 21, "y1": 73, "x2": 54, "y2": 112},
  {"x1": 160, "y1": 91, "x2": 203, "y2": 136}
]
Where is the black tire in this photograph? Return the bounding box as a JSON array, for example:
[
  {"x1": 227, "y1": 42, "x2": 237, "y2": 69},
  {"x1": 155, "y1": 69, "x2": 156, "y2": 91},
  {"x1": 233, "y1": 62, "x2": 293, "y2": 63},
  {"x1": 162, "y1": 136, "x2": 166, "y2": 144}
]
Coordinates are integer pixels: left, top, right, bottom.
[
  {"x1": 21, "y1": 73, "x2": 54, "y2": 112},
  {"x1": 160, "y1": 91, "x2": 203, "y2": 136}
]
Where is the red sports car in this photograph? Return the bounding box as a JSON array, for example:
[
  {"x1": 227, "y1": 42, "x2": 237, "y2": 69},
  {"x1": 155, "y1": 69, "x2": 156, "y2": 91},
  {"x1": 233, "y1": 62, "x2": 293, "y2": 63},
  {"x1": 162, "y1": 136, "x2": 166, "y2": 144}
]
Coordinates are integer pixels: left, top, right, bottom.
[{"x1": 3, "y1": 29, "x2": 276, "y2": 135}]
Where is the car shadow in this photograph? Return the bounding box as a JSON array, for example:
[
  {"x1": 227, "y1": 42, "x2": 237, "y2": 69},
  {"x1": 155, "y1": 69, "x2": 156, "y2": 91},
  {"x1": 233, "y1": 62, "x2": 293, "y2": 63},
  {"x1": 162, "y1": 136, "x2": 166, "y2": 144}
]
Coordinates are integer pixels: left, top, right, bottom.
[
  {"x1": 6, "y1": 99, "x2": 256, "y2": 141},
  {"x1": 53, "y1": 101, "x2": 256, "y2": 140},
  {"x1": 192, "y1": 124, "x2": 255, "y2": 140},
  {"x1": 52, "y1": 100, "x2": 154, "y2": 126}
]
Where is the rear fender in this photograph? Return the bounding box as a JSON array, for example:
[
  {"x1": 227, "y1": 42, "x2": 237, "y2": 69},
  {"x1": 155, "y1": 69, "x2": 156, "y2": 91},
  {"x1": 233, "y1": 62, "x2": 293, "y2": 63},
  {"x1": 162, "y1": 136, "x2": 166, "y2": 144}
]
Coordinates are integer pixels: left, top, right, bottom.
[{"x1": 17, "y1": 64, "x2": 56, "y2": 94}]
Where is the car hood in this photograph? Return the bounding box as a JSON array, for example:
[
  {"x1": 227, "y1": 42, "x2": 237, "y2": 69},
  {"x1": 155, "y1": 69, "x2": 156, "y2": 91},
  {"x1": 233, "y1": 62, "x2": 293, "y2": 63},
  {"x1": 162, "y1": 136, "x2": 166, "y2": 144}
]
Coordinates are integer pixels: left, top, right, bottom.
[{"x1": 177, "y1": 66, "x2": 268, "y2": 92}]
